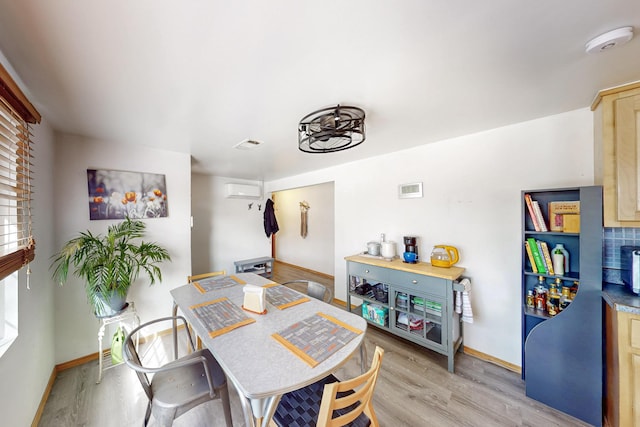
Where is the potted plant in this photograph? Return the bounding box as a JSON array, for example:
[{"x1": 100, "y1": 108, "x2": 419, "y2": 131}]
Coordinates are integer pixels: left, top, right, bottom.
[{"x1": 51, "y1": 217, "x2": 171, "y2": 316}]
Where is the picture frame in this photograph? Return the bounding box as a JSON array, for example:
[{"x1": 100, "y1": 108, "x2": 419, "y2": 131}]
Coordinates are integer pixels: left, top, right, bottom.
[{"x1": 87, "y1": 169, "x2": 168, "y2": 220}]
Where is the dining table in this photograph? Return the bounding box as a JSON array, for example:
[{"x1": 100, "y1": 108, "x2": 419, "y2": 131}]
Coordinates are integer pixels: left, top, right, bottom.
[{"x1": 170, "y1": 272, "x2": 367, "y2": 427}]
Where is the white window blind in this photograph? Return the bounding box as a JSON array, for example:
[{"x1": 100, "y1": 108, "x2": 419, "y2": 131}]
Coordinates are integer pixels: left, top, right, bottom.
[{"x1": 0, "y1": 64, "x2": 39, "y2": 282}]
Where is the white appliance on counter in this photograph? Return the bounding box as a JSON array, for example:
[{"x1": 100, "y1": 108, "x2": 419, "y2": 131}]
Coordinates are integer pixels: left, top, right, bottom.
[{"x1": 621, "y1": 245, "x2": 640, "y2": 294}]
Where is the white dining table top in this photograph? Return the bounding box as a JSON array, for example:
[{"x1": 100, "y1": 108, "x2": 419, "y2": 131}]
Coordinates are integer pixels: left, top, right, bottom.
[{"x1": 170, "y1": 273, "x2": 367, "y2": 402}]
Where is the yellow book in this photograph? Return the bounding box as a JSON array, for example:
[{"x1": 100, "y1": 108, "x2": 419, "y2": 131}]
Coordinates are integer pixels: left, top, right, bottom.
[
  {"x1": 524, "y1": 241, "x2": 538, "y2": 273},
  {"x1": 540, "y1": 241, "x2": 555, "y2": 275}
]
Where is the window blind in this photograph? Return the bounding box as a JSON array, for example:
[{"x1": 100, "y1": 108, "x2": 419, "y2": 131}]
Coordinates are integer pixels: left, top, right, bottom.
[{"x1": 0, "y1": 63, "x2": 40, "y2": 282}]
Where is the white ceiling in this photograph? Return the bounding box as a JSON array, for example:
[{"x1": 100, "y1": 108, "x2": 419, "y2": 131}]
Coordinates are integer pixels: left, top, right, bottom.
[{"x1": 0, "y1": 1, "x2": 639, "y2": 181}]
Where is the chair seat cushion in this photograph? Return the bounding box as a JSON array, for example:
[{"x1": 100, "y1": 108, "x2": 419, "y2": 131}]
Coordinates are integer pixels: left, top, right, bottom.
[
  {"x1": 273, "y1": 374, "x2": 370, "y2": 427},
  {"x1": 151, "y1": 349, "x2": 226, "y2": 409}
]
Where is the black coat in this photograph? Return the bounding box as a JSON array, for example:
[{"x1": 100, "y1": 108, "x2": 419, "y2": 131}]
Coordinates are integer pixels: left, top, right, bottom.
[{"x1": 263, "y1": 198, "x2": 279, "y2": 238}]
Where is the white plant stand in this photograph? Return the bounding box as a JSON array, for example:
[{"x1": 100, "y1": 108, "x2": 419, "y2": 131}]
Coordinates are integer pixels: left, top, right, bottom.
[{"x1": 96, "y1": 302, "x2": 140, "y2": 383}]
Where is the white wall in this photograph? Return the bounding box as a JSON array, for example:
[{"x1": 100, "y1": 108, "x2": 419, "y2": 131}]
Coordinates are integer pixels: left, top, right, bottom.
[
  {"x1": 266, "y1": 108, "x2": 594, "y2": 367},
  {"x1": 0, "y1": 119, "x2": 57, "y2": 424},
  {"x1": 52, "y1": 134, "x2": 192, "y2": 363},
  {"x1": 191, "y1": 174, "x2": 271, "y2": 276},
  {"x1": 274, "y1": 182, "x2": 335, "y2": 275}
]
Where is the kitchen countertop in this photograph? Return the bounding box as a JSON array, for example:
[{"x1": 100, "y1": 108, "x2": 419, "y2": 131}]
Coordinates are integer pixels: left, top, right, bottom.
[
  {"x1": 344, "y1": 254, "x2": 465, "y2": 281},
  {"x1": 603, "y1": 283, "x2": 640, "y2": 314}
]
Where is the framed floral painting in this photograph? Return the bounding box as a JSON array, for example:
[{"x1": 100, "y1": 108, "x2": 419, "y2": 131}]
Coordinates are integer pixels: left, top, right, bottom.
[{"x1": 87, "y1": 169, "x2": 168, "y2": 220}]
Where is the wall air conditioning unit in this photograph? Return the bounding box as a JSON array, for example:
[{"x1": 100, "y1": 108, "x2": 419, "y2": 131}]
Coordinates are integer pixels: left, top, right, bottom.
[{"x1": 225, "y1": 183, "x2": 262, "y2": 199}]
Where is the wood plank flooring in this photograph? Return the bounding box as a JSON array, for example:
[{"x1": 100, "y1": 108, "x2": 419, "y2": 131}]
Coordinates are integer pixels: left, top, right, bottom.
[{"x1": 38, "y1": 262, "x2": 592, "y2": 426}]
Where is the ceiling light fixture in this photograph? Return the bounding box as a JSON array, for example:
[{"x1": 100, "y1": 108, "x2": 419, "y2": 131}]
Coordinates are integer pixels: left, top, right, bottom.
[
  {"x1": 298, "y1": 104, "x2": 366, "y2": 153},
  {"x1": 585, "y1": 26, "x2": 634, "y2": 54}
]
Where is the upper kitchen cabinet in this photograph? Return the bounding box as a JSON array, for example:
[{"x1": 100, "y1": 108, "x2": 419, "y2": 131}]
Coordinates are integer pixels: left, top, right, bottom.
[{"x1": 593, "y1": 81, "x2": 640, "y2": 227}]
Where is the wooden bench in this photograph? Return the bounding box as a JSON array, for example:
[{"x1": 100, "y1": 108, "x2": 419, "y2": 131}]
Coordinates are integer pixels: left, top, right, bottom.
[{"x1": 234, "y1": 256, "x2": 274, "y2": 278}]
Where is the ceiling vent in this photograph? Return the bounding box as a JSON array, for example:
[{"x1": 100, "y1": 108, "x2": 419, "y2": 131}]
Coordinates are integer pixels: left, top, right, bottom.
[
  {"x1": 234, "y1": 139, "x2": 263, "y2": 150},
  {"x1": 298, "y1": 104, "x2": 365, "y2": 153},
  {"x1": 585, "y1": 26, "x2": 634, "y2": 54}
]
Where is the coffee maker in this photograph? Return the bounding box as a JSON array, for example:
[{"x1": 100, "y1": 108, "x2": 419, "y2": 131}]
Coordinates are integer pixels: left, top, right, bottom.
[{"x1": 403, "y1": 236, "x2": 419, "y2": 263}]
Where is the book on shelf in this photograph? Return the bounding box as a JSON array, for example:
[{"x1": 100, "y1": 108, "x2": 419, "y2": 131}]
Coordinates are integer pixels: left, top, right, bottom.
[
  {"x1": 548, "y1": 201, "x2": 580, "y2": 232},
  {"x1": 539, "y1": 241, "x2": 555, "y2": 275},
  {"x1": 524, "y1": 194, "x2": 541, "y2": 231},
  {"x1": 524, "y1": 240, "x2": 538, "y2": 273},
  {"x1": 526, "y1": 237, "x2": 547, "y2": 274},
  {"x1": 532, "y1": 201, "x2": 548, "y2": 232},
  {"x1": 563, "y1": 214, "x2": 580, "y2": 233},
  {"x1": 535, "y1": 240, "x2": 550, "y2": 273}
]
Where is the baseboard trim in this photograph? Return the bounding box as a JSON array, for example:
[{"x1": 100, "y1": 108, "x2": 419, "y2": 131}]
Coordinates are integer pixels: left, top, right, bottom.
[
  {"x1": 462, "y1": 346, "x2": 521, "y2": 374},
  {"x1": 336, "y1": 297, "x2": 521, "y2": 374},
  {"x1": 31, "y1": 366, "x2": 57, "y2": 427},
  {"x1": 274, "y1": 260, "x2": 334, "y2": 280}
]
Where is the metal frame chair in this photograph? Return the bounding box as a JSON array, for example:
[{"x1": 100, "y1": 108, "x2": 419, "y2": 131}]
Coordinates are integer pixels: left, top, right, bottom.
[
  {"x1": 281, "y1": 280, "x2": 334, "y2": 303},
  {"x1": 272, "y1": 346, "x2": 384, "y2": 427},
  {"x1": 123, "y1": 315, "x2": 233, "y2": 427}
]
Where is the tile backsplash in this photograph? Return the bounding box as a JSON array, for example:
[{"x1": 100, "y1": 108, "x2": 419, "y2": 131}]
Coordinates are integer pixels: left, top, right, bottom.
[{"x1": 603, "y1": 227, "x2": 640, "y2": 284}]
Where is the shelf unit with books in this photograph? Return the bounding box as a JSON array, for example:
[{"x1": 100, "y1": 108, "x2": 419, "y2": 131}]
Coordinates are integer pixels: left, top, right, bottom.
[{"x1": 521, "y1": 186, "x2": 602, "y2": 427}]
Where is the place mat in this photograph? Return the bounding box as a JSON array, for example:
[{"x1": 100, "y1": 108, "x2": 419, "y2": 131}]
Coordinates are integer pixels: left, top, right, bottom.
[
  {"x1": 192, "y1": 275, "x2": 246, "y2": 294},
  {"x1": 190, "y1": 297, "x2": 255, "y2": 338},
  {"x1": 263, "y1": 283, "x2": 310, "y2": 309},
  {"x1": 272, "y1": 312, "x2": 363, "y2": 367}
]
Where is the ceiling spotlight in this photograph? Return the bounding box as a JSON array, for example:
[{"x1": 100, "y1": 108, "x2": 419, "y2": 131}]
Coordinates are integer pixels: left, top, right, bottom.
[
  {"x1": 298, "y1": 105, "x2": 366, "y2": 154},
  {"x1": 585, "y1": 26, "x2": 634, "y2": 54}
]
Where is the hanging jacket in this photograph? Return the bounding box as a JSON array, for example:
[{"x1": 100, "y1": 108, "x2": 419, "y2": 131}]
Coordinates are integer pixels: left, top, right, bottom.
[{"x1": 263, "y1": 198, "x2": 279, "y2": 238}]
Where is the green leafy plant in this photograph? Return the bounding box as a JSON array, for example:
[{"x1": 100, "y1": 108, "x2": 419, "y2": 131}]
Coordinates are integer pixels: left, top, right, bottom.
[{"x1": 51, "y1": 218, "x2": 171, "y2": 316}]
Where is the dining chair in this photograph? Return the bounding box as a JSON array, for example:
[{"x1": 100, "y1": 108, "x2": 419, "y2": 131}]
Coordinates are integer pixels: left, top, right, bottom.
[
  {"x1": 281, "y1": 280, "x2": 334, "y2": 304},
  {"x1": 187, "y1": 269, "x2": 227, "y2": 283},
  {"x1": 123, "y1": 315, "x2": 233, "y2": 427},
  {"x1": 271, "y1": 346, "x2": 384, "y2": 427}
]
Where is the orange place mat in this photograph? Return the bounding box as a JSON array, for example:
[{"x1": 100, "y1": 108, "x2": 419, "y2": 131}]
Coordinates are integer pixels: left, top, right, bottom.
[
  {"x1": 190, "y1": 297, "x2": 255, "y2": 338},
  {"x1": 271, "y1": 312, "x2": 363, "y2": 367},
  {"x1": 192, "y1": 275, "x2": 246, "y2": 294},
  {"x1": 263, "y1": 284, "x2": 310, "y2": 310}
]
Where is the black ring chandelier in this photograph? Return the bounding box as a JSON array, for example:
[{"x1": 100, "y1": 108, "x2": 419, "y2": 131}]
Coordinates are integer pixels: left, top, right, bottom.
[{"x1": 298, "y1": 104, "x2": 366, "y2": 153}]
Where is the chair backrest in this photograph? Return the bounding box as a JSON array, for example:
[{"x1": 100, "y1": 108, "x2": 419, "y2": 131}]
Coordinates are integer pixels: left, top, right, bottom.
[
  {"x1": 307, "y1": 281, "x2": 333, "y2": 303},
  {"x1": 316, "y1": 346, "x2": 384, "y2": 427},
  {"x1": 281, "y1": 280, "x2": 333, "y2": 304},
  {"x1": 188, "y1": 270, "x2": 226, "y2": 283},
  {"x1": 123, "y1": 316, "x2": 196, "y2": 401}
]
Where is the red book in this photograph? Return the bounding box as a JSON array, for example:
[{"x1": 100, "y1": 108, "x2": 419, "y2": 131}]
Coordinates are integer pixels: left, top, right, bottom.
[{"x1": 524, "y1": 194, "x2": 541, "y2": 231}]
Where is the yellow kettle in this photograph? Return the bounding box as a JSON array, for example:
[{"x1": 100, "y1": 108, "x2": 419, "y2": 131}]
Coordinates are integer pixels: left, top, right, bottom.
[{"x1": 430, "y1": 245, "x2": 460, "y2": 268}]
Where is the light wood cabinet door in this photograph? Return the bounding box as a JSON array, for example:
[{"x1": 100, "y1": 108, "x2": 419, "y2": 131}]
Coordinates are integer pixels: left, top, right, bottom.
[
  {"x1": 615, "y1": 93, "x2": 640, "y2": 221},
  {"x1": 606, "y1": 307, "x2": 640, "y2": 427},
  {"x1": 593, "y1": 82, "x2": 640, "y2": 227}
]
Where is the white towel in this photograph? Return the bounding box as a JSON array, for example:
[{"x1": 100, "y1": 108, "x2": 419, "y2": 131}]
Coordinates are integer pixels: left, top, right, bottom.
[
  {"x1": 458, "y1": 278, "x2": 474, "y2": 324},
  {"x1": 455, "y1": 290, "x2": 462, "y2": 314}
]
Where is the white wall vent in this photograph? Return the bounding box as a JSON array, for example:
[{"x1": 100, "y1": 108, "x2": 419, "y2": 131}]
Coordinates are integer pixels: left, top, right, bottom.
[
  {"x1": 225, "y1": 183, "x2": 262, "y2": 199},
  {"x1": 398, "y1": 182, "x2": 423, "y2": 199}
]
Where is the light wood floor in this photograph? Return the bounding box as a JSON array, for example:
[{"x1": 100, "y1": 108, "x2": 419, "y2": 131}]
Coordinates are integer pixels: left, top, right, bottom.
[{"x1": 38, "y1": 262, "x2": 592, "y2": 426}]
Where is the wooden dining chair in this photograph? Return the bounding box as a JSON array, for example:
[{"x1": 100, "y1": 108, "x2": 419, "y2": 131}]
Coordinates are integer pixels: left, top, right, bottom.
[
  {"x1": 271, "y1": 346, "x2": 384, "y2": 427},
  {"x1": 123, "y1": 315, "x2": 233, "y2": 427},
  {"x1": 187, "y1": 270, "x2": 227, "y2": 283},
  {"x1": 173, "y1": 270, "x2": 227, "y2": 355}
]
